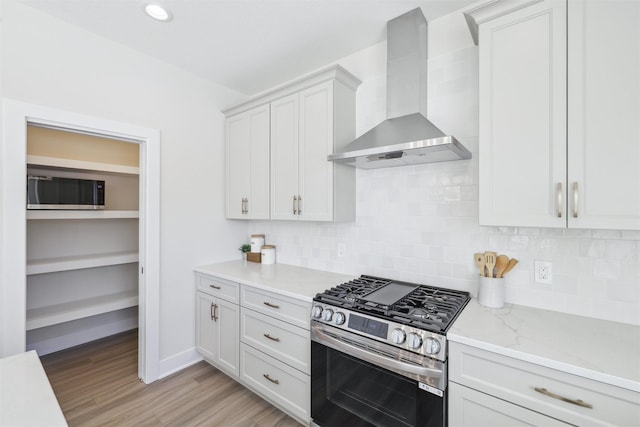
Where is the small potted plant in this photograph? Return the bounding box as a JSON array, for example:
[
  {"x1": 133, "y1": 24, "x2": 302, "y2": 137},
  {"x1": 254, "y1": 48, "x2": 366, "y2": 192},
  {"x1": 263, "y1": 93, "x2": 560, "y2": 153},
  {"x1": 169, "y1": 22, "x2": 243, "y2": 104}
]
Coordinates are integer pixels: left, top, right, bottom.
[{"x1": 239, "y1": 244, "x2": 251, "y2": 261}]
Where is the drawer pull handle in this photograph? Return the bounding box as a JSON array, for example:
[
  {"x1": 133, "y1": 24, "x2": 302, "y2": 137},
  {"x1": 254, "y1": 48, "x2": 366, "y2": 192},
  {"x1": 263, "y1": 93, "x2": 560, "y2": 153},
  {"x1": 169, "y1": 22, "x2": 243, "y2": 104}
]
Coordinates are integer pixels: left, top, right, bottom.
[
  {"x1": 263, "y1": 374, "x2": 279, "y2": 385},
  {"x1": 263, "y1": 301, "x2": 280, "y2": 309},
  {"x1": 209, "y1": 284, "x2": 221, "y2": 290},
  {"x1": 534, "y1": 387, "x2": 593, "y2": 409},
  {"x1": 263, "y1": 333, "x2": 280, "y2": 342}
]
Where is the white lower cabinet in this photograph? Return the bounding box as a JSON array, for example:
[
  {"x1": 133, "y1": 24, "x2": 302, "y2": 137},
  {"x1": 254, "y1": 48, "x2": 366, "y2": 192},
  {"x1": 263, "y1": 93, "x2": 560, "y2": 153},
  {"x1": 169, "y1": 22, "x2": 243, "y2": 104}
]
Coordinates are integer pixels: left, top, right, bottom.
[
  {"x1": 195, "y1": 272, "x2": 311, "y2": 425},
  {"x1": 449, "y1": 342, "x2": 640, "y2": 427},
  {"x1": 195, "y1": 279, "x2": 240, "y2": 378},
  {"x1": 449, "y1": 382, "x2": 569, "y2": 426}
]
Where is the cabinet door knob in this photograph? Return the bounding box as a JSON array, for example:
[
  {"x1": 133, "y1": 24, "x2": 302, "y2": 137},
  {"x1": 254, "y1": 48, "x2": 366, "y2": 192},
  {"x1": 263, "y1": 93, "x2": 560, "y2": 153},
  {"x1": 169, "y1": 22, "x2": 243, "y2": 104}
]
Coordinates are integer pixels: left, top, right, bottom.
[
  {"x1": 572, "y1": 182, "x2": 578, "y2": 218},
  {"x1": 556, "y1": 183, "x2": 563, "y2": 218},
  {"x1": 210, "y1": 303, "x2": 218, "y2": 321}
]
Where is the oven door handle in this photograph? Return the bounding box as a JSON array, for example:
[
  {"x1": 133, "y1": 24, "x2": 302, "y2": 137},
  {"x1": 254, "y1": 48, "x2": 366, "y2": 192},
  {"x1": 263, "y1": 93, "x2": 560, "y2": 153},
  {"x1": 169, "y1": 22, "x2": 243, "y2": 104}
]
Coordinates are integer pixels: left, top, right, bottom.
[{"x1": 312, "y1": 324, "x2": 446, "y2": 389}]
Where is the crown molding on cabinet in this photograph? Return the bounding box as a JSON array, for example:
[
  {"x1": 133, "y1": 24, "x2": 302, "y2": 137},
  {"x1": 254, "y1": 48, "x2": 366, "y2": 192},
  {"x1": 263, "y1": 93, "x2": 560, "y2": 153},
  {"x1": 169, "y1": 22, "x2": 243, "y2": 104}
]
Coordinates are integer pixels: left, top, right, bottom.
[
  {"x1": 463, "y1": 0, "x2": 544, "y2": 45},
  {"x1": 222, "y1": 65, "x2": 361, "y2": 117}
]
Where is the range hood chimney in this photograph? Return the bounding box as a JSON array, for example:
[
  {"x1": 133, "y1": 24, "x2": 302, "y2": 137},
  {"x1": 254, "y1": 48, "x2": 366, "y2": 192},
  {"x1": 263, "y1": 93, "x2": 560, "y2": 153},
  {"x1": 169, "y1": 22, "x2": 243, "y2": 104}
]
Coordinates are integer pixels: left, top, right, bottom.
[{"x1": 328, "y1": 8, "x2": 471, "y2": 169}]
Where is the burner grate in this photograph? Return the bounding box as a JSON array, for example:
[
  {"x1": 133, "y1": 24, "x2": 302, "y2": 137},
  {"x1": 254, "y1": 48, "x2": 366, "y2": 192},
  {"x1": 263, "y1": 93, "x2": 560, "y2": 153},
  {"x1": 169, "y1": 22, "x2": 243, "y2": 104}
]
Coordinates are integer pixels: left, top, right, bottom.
[{"x1": 314, "y1": 275, "x2": 470, "y2": 333}]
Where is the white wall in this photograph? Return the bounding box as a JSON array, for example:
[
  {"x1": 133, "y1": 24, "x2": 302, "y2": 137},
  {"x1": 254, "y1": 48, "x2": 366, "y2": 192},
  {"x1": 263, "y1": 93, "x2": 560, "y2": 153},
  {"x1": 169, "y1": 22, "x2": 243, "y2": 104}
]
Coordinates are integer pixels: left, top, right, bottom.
[
  {"x1": 249, "y1": 9, "x2": 640, "y2": 326},
  {"x1": 0, "y1": 0, "x2": 247, "y2": 368}
]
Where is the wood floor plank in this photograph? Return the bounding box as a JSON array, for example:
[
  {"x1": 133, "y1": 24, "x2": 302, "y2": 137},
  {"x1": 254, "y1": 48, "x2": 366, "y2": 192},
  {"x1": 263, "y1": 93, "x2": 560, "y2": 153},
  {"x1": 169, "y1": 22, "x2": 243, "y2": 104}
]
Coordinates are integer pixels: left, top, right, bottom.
[{"x1": 41, "y1": 330, "x2": 303, "y2": 427}]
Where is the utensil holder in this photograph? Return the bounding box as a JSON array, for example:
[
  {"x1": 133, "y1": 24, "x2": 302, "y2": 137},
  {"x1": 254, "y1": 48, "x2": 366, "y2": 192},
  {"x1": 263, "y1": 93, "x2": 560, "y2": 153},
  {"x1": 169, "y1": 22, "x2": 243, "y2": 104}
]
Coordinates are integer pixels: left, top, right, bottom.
[{"x1": 478, "y1": 276, "x2": 505, "y2": 308}]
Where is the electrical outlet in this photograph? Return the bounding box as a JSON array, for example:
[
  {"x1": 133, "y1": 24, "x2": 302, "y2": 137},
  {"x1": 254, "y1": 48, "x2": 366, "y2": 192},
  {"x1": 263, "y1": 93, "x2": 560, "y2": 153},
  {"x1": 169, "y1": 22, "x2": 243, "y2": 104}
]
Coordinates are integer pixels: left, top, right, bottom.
[
  {"x1": 534, "y1": 260, "x2": 553, "y2": 284},
  {"x1": 337, "y1": 243, "x2": 346, "y2": 257}
]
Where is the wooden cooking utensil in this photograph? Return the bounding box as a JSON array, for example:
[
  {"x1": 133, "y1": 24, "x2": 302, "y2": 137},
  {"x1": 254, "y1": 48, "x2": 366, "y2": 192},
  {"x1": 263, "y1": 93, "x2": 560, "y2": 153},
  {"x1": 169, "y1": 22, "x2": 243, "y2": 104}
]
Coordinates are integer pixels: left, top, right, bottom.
[
  {"x1": 502, "y1": 258, "x2": 519, "y2": 277},
  {"x1": 474, "y1": 253, "x2": 486, "y2": 277},
  {"x1": 484, "y1": 251, "x2": 497, "y2": 278},
  {"x1": 495, "y1": 255, "x2": 510, "y2": 278}
]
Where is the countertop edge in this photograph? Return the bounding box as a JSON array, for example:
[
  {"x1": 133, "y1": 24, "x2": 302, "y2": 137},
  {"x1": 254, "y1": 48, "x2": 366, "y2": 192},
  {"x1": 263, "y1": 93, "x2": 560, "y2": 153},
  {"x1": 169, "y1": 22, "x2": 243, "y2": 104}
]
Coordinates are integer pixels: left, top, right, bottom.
[{"x1": 194, "y1": 266, "x2": 315, "y2": 302}]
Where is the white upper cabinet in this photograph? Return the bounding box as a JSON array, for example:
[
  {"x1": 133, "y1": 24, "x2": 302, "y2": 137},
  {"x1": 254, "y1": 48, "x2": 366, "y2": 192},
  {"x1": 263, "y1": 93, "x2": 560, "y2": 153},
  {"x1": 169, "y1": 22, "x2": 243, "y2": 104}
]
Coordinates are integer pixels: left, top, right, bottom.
[
  {"x1": 270, "y1": 93, "x2": 300, "y2": 220},
  {"x1": 567, "y1": 0, "x2": 640, "y2": 230},
  {"x1": 271, "y1": 81, "x2": 350, "y2": 221},
  {"x1": 224, "y1": 65, "x2": 360, "y2": 222},
  {"x1": 474, "y1": 0, "x2": 640, "y2": 230},
  {"x1": 477, "y1": 0, "x2": 567, "y2": 228},
  {"x1": 226, "y1": 105, "x2": 270, "y2": 219}
]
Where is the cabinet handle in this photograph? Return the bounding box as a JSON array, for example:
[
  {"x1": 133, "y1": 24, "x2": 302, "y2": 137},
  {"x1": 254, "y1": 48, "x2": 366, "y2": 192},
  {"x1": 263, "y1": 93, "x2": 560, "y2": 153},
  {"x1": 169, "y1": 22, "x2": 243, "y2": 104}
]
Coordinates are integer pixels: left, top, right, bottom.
[
  {"x1": 556, "y1": 183, "x2": 563, "y2": 218},
  {"x1": 263, "y1": 333, "x2": 280, "y2": 342},
  {"x1": 292, "y1": 195, "x2": 298, "y2": 215},
  {"x1": 241, "y1": 198, "x2": 245, "y2": 214},
  {"x1": 534, "y1": 387, "x2": 593, "y2": 409},
  {"x1": 263, "y1": 374, "x2": 280, "y2": 385},
  {"x1": 263, "y1": 301, "x2": 280, "y2": 309},
  {"x1": 573, "y1": 182, "x2": 578, "y2": 218},
  {"x1": 245, "y1": 198, "x2": 249, "y2": 215},
  {"x1": 297, "y1": 195, "x2": 302, "y2": 215},
  {"x1": 209, "y1": 284, "x2": 221, "y2": 290},
  {"x1": 210, "y1": 303, "x2": 218, "y2": 321}
]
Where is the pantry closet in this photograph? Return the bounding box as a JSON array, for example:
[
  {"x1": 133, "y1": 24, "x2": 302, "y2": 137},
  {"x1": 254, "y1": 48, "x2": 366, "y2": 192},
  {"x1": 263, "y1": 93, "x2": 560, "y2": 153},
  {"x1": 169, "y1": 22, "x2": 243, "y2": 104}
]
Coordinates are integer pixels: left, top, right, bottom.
[{"x1": 26, "y1": 126, "x2": 140, "y2": 355}]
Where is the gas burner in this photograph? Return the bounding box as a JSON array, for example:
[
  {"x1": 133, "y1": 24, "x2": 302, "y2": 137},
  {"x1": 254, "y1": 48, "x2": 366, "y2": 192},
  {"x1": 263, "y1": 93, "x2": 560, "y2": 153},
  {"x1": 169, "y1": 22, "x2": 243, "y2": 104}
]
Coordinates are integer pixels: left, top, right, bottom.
[{"x1": 408, "y1": 308, "x2": 430, "y2": 319}]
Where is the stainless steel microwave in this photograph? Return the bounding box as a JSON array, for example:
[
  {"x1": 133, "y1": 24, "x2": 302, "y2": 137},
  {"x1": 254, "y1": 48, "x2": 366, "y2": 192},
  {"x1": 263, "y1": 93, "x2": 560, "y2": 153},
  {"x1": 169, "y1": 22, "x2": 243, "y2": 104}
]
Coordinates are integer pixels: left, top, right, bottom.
[{"x1": 27, "y1": 175, "x2": 105, "y2": 210}]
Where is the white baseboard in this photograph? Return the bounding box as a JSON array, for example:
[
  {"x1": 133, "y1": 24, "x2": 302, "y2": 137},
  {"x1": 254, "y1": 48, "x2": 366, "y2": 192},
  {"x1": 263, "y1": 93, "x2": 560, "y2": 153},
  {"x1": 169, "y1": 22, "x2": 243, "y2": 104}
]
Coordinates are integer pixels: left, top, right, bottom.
[{"x1": 158, "y1": 347, "x2": 203, "y2": 379}]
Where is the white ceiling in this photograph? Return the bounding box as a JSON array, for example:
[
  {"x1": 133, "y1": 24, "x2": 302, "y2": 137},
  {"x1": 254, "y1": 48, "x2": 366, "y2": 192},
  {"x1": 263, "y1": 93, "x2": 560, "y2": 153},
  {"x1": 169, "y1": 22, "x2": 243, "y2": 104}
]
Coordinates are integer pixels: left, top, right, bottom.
[{"x1": 20, "y1": 0, "x2": 476, "y2": 96}]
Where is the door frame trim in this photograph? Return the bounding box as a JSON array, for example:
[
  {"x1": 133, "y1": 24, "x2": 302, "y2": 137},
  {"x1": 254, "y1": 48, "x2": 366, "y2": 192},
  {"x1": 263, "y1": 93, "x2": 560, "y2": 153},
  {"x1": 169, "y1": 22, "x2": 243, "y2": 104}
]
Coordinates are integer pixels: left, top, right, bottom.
[{"x1": 1, "y1": 99, "x2": 161, "y2": 383}]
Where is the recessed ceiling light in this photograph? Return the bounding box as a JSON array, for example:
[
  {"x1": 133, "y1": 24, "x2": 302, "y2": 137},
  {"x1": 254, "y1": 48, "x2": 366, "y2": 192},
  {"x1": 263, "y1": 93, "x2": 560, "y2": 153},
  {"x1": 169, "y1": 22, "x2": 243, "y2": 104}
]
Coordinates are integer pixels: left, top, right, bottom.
[{"x1": 144, "y1": 3, "x2": 173, "y2": 22}]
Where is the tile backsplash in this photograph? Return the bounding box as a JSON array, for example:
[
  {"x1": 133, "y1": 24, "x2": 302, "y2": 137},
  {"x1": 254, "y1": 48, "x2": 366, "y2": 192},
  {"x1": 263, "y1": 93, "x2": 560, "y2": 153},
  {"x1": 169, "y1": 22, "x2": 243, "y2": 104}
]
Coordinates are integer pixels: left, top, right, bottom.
[{"x1": 248, "y1": 45, "x2": 640, "y2": 326}]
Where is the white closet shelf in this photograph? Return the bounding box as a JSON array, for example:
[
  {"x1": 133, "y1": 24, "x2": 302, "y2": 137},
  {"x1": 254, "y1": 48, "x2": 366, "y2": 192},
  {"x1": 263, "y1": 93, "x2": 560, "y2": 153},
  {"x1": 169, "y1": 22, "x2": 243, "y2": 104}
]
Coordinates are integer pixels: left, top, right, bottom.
[
  {"x1": 26, "y1": 291, "x2": 139, "y2": 330},
  {"x1": 27, "y1": 210, "x2": 139, "y2": 220},
  {"x1": 27, "y1": 155, "x2": 139, "y2": 175},
  {"x1": 27, "y1": 251, "x2": 139, "y2": 275}
]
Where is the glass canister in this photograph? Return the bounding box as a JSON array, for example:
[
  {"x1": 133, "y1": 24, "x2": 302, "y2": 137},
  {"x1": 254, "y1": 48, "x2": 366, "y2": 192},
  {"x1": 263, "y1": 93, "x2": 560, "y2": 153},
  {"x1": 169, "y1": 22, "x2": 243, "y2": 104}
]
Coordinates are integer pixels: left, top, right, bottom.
[
  {"x1": 261, "y1": 245, "x2": 276, "y2": 264},
  {"x1": 250, "y1": 234, "x2": 265, "y2": 253}
]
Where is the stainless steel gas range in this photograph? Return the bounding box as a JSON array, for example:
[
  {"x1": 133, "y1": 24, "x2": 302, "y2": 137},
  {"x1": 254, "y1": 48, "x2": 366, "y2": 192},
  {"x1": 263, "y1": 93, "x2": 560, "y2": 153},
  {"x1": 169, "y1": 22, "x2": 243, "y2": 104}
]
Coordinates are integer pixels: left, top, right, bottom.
[{"x1": 310, "y1": 275, "x2": 470, "y2": 427}]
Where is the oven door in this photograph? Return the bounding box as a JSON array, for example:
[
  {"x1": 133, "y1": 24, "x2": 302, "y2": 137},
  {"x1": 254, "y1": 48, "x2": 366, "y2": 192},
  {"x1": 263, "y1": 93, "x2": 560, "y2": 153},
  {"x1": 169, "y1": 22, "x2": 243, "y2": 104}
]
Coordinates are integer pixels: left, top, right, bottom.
[{"x1": 311, "y1": 322, "x2": 446, "y2": 427}]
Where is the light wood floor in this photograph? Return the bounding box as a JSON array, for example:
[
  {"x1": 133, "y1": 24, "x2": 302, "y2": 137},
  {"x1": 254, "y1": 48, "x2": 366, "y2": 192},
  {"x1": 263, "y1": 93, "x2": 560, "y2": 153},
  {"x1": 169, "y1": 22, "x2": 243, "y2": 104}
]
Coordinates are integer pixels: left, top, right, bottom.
[{"x1": 40, "y1": 330, "x2": 302, "y2": 427}]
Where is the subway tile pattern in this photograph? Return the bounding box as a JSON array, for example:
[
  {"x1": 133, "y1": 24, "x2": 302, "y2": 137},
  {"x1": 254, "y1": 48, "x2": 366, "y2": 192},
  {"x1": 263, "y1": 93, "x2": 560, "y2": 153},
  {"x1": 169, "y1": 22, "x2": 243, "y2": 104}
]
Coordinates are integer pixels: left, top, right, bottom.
[{"x1": 248, "y1": 47, "x2": 640, "y2": 326}]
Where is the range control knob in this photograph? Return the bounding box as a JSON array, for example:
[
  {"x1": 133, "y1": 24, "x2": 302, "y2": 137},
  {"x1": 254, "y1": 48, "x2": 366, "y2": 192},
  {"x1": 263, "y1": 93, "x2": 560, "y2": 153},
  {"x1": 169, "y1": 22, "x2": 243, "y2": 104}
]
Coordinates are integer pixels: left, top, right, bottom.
[
  {"x1": 333, "y1": 312, "x2": 346, "y2": 325},
  {"x1": 423, "y1": 337, "x2": 441, "y2": 354},
  {"x1": 311, "y1": 305, "x2": 323, "y2": 319},
  {"x1": 390, "y1": 328, "x2": 406, "y2": 344},
  {"x1": 407, "y1": 332, "x2": 423, "y2": 349},
  {"x1": 322, "y1": 308, "x2": 334, "y2": 322}
]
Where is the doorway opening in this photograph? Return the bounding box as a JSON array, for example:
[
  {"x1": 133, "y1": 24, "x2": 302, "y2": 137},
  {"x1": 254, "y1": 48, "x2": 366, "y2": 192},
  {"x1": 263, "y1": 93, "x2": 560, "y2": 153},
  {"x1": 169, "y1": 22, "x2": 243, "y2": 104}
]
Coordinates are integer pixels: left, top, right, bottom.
[{"x1": 2, "y1": 100, "x2": 160, "y2": 383}]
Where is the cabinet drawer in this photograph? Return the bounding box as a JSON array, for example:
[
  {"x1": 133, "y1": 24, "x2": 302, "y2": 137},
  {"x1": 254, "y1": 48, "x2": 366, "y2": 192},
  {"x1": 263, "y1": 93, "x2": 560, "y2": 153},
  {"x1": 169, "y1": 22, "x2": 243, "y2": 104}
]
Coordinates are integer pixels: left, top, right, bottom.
[
  {"x1": 241, "y1": 286, "x2": 310, "y2": 329},
  {"x1": 449, "y1": 382, "x2": 569, "y2": 426},
  {"x1": 241, "y1": 308, "x2": 310, "y2": 374},
  {"x1": 196, "y1": 273, "x2": 239, "y2": 303},
  {"x1": 240, "y1": 342, "x2": 309, "y2": 424},
  {"x1": 450, "y1": 342, "x2": 640, "y2": 427}
]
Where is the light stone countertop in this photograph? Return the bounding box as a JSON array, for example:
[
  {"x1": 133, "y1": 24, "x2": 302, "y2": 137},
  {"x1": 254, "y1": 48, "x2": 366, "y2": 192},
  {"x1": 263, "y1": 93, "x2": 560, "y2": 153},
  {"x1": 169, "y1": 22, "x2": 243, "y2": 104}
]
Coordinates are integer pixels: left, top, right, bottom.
[
  {"x1": 194, "y1": 260, "x2": 356, "y2": 302},
  {"x1": 448, "y1": 299, "x2": 640, "y2": 392},
  {"x1": 0, "y1": 350, "x2": 67, "y2": 426}
]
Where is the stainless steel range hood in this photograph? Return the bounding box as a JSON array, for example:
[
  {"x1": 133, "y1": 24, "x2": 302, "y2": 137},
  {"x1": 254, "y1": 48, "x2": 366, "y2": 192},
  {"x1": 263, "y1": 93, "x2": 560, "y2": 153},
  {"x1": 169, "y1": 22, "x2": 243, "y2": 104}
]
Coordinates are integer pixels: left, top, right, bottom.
[{"x1": 328, "y1": 8, "x2": 471, "y2": 169}]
